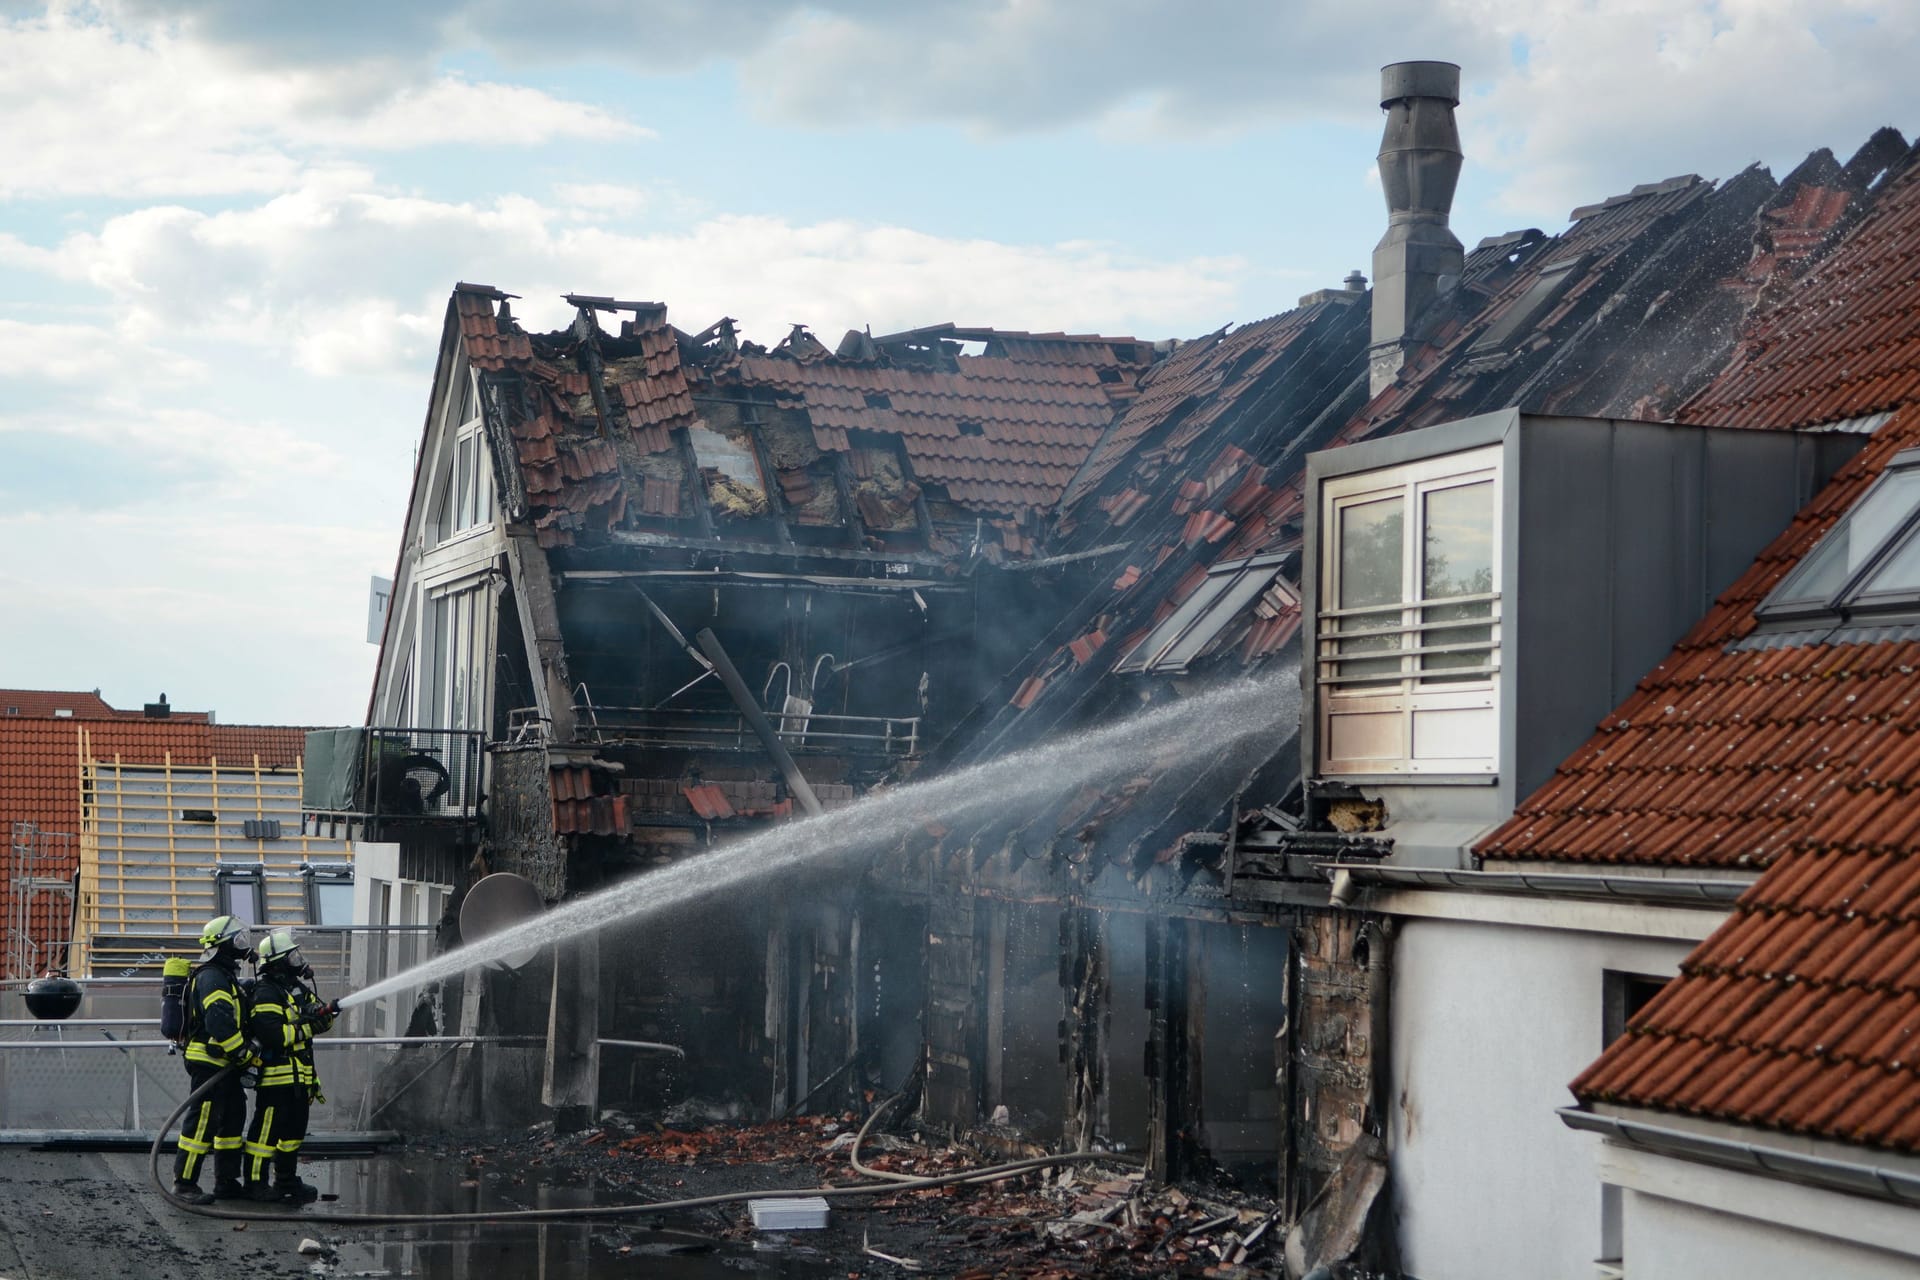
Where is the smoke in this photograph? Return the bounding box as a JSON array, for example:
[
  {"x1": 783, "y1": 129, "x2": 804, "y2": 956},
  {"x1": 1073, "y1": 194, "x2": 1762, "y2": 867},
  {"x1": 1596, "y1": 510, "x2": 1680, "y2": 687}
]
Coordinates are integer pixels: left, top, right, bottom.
[{"x1": 343, "y1": 670, "x2": 1300, "y2": 1007}]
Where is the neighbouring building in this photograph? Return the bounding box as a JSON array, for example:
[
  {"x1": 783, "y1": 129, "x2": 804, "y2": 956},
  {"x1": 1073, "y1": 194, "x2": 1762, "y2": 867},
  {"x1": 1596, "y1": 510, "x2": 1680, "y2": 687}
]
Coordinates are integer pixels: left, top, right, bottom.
[
  {"x1": 0, "y1": 709, "x2": 344, "y2": 980},
  {"x1": 345, "y1": 59, "x2": 1920, "y2": 1276}
]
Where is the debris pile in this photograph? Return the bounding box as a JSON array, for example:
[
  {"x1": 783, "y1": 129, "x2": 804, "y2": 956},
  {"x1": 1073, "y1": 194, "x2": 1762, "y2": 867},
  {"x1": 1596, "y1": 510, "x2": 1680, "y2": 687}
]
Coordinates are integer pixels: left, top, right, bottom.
[{"x1": 506, "y1": 1113, "x2": 1287, "y2": 1277}]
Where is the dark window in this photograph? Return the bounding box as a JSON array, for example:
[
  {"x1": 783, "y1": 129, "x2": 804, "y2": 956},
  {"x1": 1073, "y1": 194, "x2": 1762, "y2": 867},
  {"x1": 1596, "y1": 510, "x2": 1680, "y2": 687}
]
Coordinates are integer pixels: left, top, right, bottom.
[
  {"x1": 1758, "y1": 449, "x2": 1920, "y2": 623},
  {"x1": 863, "y1": 392, "x2": 892, "y2": 410},
  {"x1": 216, "y1": 869, "x2": 267, "y2": 928},
  {"x1": 957, "y1": 421, "x2": 984, "y2": 437},
  {"x1": 1602, "y1": 970, "x2": 1670, "y2": 1047}
]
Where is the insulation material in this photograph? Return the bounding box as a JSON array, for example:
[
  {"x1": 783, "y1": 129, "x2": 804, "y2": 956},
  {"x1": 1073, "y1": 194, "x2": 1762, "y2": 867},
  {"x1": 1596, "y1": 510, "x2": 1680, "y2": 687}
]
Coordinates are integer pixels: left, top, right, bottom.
[
  {"x1": 850, "y1": 447, "x2": 919, "y2": 532},
  {"x1": 688, "y1": 423, "x2": 770, "y2": 519}
]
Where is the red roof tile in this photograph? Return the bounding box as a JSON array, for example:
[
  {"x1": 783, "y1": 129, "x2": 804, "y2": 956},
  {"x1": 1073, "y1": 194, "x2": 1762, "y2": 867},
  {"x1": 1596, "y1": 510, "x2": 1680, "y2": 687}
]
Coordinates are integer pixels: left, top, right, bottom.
[
  {"x1": 0, "y1": 718, "x2": 309, "y2": 977},
  {"x1": 0, "y1": 689, "x2": 212, "y2": 722},
  {"x1": 1547, "y1": 154, "x2": 1920, "y2": 1149}
]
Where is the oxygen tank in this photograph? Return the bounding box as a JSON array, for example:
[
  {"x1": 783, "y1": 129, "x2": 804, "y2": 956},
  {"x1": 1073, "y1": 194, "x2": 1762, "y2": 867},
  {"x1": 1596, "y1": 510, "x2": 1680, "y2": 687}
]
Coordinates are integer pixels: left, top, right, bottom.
[{"x1": 160, "y1": 956, "x2": 191, "y2": 1046}]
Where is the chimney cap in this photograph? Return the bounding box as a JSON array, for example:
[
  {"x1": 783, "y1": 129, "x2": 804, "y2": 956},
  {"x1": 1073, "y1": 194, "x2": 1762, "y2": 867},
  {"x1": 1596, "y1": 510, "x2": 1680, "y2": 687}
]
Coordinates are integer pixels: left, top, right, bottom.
[
  {"x1": 1380, "y1": 61, "x2": 1460, "y2": 108},
  {"x1": 1344, "y1": 270, "x2": 1368, "y2": 292}
]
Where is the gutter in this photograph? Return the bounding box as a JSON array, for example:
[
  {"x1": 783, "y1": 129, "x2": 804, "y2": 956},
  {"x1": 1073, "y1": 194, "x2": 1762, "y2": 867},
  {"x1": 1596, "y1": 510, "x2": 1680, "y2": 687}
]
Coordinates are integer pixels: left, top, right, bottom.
[
  {"x1": 1558, "y1": 1107, "x2": 1920, "y2": 1209},
  {"x1": 1322, "y1": 863, "x2": 1749, "y2": 907}
]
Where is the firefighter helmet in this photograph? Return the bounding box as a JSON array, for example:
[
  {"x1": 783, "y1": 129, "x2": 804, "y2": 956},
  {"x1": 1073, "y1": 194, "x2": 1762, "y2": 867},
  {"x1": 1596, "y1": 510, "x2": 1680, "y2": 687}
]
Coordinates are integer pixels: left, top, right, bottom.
[
  {"x1": 198, "y1": 915, "x2": 251, "y2": 952},
  {"x1": 257, "y1": 927, "x2": 303, "y2": 972}
]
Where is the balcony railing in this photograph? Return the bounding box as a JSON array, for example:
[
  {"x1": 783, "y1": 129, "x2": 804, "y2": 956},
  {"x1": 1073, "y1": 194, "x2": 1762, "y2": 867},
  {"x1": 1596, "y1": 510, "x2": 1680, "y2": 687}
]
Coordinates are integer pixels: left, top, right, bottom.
[
  {"x1": 302, "y1": 727, "x2": 485, "y2": 827},
  {"x1": 510, "y1": 704, "x2": 921, "y2": 758}
]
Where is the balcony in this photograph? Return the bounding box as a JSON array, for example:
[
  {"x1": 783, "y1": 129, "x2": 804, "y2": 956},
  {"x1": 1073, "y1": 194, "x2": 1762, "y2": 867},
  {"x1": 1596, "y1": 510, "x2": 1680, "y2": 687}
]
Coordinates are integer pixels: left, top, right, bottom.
[
  {"x1": 510, "y1": 704, "x2": 921, "y2": 760},
  {"x1": 301, "y1": 727, "x2": 485, "y2": 838}
]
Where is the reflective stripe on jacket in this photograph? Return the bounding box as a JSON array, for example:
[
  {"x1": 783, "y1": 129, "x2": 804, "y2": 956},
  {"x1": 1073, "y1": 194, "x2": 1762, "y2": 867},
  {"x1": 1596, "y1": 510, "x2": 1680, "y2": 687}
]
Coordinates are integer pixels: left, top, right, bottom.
[
  {"x1": 247, "y1": 971, "x2": 313, "y2": 1087},
  {"x1": 184, "y1": 960, "x2": 247, "y2": 1067}
]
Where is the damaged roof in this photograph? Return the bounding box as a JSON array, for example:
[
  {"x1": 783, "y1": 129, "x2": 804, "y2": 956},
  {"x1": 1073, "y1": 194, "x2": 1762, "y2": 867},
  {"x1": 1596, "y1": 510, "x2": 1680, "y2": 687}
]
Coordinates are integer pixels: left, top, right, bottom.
[
  {"x1": 938, "y1": 137, "x2": 1911, "y2": 876},
  {"x1": 450, "y1": 289, "x2": 1154, "y2": 554},
  {"x1": 1469, "y1": 147, "x2": 1920, "y2": 1150}
]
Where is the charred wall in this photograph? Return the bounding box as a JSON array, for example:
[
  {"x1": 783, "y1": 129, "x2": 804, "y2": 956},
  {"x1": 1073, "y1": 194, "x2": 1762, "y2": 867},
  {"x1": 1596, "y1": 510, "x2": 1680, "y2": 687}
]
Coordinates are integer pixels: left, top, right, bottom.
[{"x1": 487, "y1": 744, "x2": 569, "y2": 899}]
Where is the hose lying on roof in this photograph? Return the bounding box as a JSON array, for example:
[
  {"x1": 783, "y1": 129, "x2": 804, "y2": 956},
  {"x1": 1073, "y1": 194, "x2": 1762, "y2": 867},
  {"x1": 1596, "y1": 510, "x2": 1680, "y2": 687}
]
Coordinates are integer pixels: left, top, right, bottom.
[{"x1": 149, "y1": 1068, "x2": 1133, "y2": 1226}]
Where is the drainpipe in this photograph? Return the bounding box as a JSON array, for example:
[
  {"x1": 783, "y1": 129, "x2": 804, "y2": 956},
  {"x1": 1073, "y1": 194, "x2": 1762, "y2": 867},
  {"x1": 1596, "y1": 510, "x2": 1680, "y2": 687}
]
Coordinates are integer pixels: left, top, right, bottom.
[{"x1": 694, "y1": 628, "x2": 825, "y2": 817}]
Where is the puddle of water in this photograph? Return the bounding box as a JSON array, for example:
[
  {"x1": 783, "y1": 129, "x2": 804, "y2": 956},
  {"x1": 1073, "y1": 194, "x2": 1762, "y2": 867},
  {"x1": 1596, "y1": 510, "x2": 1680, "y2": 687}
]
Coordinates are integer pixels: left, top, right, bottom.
[{"x1": 298, "y1": 1153, "x2": 848, "y2": 1279}]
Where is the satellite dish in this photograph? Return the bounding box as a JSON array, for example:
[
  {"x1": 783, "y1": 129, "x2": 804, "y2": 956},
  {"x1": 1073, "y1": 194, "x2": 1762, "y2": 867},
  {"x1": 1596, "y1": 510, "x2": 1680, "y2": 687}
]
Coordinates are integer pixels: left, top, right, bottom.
[{"x1": 459, "y1": 872, "x2": 545, "y2": 970}]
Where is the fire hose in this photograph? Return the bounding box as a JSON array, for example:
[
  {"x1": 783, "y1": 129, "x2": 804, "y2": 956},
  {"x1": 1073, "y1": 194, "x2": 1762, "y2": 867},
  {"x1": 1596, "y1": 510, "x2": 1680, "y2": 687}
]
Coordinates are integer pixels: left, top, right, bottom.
[{"x1": 148, "y1": 1066, "x2": 1138, "y2": 1226}]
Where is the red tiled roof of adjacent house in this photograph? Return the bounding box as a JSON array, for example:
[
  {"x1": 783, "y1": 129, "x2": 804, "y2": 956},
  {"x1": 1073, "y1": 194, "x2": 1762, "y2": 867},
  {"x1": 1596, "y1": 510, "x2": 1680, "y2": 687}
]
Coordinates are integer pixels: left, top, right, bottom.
[
  {"x1": 0, "y1": 689, "x2": 212, "y2": 722},
  {"x1": 0, "y1": 718, "x2": 308, "y2": 976},
  {"x1": 1489, "y1": 144, "x2": 1920, "y2": 1149},
  {"x1": 1483, "y1": 151, "x2": 1920, "y2": 870},
  {"x1": 1479, "y1": 413, "x2": 1920, "y2": 869}
]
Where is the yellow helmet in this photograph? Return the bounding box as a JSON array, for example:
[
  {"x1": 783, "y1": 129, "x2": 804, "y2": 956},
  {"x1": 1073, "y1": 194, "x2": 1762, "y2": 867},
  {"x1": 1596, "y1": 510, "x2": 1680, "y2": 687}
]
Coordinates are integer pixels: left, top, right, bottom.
[
  {"x1": 198, "y1": 915, "x2": 251, "y2": 952},
  {"x1": 257, "y1": 927, "x2": 302, "y2": 970}
]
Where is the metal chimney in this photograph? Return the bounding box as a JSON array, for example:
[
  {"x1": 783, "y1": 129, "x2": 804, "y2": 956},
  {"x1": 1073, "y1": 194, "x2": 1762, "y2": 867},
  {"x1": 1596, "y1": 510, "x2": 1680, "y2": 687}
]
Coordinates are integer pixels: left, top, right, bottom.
[{"x1": 1369, "y1": 61, "x2": 1464, "y2": 396}]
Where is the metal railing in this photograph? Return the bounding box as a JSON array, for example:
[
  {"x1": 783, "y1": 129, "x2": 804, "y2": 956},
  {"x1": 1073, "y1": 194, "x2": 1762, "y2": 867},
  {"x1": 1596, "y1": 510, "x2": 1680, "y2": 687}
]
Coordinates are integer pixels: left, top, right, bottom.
[
  {"x1": 519, "y1": 704, "x2": 921, "y2": 756},
  {"x1": 1316, "y1": 592, "x2": 1503, "y2": 689},
  {"x1": 302, "y1": 726, "x2": 485, "y2": 824}
]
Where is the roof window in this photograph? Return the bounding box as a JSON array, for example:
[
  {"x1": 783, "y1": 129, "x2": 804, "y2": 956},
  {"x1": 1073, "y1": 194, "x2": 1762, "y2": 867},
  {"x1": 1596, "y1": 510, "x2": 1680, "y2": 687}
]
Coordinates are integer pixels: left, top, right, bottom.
[
  {"x1": 1466, "y1": 256, "x2": 1584, "y2": 356},
  {"x1": 1758, "y1": 448, "x2": 1920, "y2": 624},
  {"x1": 1114, "y1": 553, "x2": 1294, "y2": 675}
]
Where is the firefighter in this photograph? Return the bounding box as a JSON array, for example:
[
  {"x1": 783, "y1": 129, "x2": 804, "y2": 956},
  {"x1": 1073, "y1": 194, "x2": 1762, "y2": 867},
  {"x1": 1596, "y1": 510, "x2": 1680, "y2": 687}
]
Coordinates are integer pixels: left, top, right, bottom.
[
  {"x1": 243, "y1": 929, "x2": 335, "y2": 1202},
  {"x1": 172, "y1": 915, "x2": 254, "y2": 1204}
]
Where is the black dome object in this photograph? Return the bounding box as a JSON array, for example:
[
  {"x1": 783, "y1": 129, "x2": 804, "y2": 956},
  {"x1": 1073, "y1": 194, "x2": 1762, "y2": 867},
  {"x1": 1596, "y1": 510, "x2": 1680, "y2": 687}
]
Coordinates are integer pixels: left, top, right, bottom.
[
  {"x1": 378, "y1": 751, "x2": 451, "y2": 814},
  {"x1": 24, "y1": 975, "x2": 82, "y2": 1021}
]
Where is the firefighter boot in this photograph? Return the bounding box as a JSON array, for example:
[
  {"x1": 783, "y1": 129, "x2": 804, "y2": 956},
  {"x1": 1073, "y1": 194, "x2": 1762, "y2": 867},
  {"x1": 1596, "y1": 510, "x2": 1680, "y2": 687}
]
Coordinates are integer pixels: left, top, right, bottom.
[
  {"x1": 273, "y1": 1151, "x2": 320, "y2": 1203},
  {"x1": 211, "y1": 1149, "x2": 248, "y2": 1200},
  {"x1": 171, "y1": 1151, "x2": 213, "y2": 1205}
]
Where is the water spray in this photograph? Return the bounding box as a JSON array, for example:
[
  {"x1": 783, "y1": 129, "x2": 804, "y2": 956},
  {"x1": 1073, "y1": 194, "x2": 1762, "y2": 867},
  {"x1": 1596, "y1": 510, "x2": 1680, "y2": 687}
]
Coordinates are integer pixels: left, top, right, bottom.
[{"x1": 344, "y1": 670, "x2": 1296, "y2": 1009}]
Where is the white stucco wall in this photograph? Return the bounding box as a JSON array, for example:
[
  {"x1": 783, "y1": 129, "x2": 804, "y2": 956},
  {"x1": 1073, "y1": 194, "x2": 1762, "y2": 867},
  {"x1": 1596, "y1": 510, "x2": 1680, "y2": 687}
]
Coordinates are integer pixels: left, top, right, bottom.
[
  {"x1": 1388, "y1": 913, "x2": 1693, "y2": 1279},
  {"x1": 1626, "y1": 1189, "x2": 1918, "y2": 1280}
]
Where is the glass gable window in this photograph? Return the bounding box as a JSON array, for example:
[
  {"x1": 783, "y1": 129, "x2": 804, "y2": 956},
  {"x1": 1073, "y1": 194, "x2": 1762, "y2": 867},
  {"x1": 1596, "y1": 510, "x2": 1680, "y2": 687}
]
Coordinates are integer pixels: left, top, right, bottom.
[
  {"x1": 1758, "y1": 452, "x2": 1920, "y2": 623},
  {"x1": 1317, "y1": 446, "x2": 1501, "y2": 775},
  {"x1": 1114, "y1": 553, "x2": 1295, "y2": 675},
  {"x1": 433, "y1": 372, "x2": 495, "y2": 543}
]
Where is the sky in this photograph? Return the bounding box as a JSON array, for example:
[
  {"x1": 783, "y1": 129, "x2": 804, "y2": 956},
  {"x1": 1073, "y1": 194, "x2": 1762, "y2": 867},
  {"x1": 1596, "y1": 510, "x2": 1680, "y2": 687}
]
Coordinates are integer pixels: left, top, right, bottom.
[{"x1": 3, "y1": 0, "x2": 1918, "y2": 725}]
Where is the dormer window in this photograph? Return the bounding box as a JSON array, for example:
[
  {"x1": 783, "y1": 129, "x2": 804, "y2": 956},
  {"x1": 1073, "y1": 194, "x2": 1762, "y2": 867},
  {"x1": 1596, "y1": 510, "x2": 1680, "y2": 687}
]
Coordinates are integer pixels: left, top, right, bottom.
[
  {"x1": 1316, "y1": 446, "x2": 1501, "y2": 775},
  {"x1": 1757, "y1": 448, "x2": 1920, "y2": 624}
]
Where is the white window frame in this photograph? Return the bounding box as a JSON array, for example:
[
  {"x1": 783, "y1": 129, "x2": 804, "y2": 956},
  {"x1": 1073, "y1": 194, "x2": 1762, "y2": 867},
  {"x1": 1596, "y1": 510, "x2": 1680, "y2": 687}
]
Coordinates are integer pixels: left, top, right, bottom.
[
  {"x1": 1317, "y1": 445, "x2": 1502, "y2": 776},
  {"x1": 431, "y1": 371, "x2": 496, "y2": 546}
]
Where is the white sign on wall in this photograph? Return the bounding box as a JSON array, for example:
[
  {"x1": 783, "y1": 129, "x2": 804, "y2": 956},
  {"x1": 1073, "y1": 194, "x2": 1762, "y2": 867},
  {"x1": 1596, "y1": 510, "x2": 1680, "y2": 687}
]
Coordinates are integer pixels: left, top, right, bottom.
[{"x1": 367, "y1": 575, "x2": 394, "y2": 646}]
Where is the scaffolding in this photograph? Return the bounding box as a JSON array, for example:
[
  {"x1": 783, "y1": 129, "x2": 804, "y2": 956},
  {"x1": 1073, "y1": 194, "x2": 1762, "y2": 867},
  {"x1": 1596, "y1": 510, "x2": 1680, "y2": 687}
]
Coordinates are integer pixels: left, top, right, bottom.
[{"x1": 6, "y1": 822, "x2": 77, "y2": 981}]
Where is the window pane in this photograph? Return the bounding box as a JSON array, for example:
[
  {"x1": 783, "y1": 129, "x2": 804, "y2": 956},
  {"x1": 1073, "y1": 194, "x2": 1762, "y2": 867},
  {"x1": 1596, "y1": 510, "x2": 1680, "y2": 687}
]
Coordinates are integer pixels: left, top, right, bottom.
[
  {"x1": 1770, "y1": 470, "x2": 1920, "y2": 609},
  {"x1": 1422, "y1": 481, "x2": 1495, "y2": 679},
  {"x1": 1854, "y1": 521, "x2": 1920, "y2": 600},
  {"x1": 314, "y1": 880, "x2": 355, "y2": 926},
  {"x1": 220, "y1": 878, "x2": 264, "y2": 928},
  {"x1": 1336, "y1": 496, "x2": 1404, "y2": 685},
  {"x1": 452, "y1": 435, "x2": 475, "y2": 533}
]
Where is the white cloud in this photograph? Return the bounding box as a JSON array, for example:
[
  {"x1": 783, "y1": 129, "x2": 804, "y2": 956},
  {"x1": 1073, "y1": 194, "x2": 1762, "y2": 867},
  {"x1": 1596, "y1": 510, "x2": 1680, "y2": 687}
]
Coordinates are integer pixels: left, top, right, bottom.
[
  {"x1": 0, "y1": 7, "x2": 646, "y2": 199},
  {"x1": 0, "y1": 317, "x2": 203, "y2": 383},
  {"x1": 15, "y1": 176, "x2": 1245, "y2": 379},
  {"x1": 1465, "y1": 0, "x2": 1920, "y2": 217}
]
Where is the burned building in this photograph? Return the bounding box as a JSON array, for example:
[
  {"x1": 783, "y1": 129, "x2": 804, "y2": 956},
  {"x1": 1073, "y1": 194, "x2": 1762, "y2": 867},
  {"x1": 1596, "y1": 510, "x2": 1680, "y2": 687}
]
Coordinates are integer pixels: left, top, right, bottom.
[{"x1": 336, "y1": 58, "x2": 1920, "y2": 1277}]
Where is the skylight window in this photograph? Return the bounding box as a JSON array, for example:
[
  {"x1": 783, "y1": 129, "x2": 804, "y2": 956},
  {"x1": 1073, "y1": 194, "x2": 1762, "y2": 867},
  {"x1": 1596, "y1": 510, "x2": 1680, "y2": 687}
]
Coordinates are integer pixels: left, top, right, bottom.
[
  {"x1": 1759, "y1": 449, "x2": 1920, "y2": 623},
  {"x1": 1114, "y1": 553, "x2": 1294, "y2": 675}
]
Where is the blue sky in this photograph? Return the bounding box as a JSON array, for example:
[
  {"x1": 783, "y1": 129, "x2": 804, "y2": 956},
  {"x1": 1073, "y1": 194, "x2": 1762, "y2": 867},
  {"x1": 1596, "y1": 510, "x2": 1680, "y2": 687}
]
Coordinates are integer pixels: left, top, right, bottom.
[{"x1": 4, "y1": 0, "x2": 1919, "y2": 724}]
